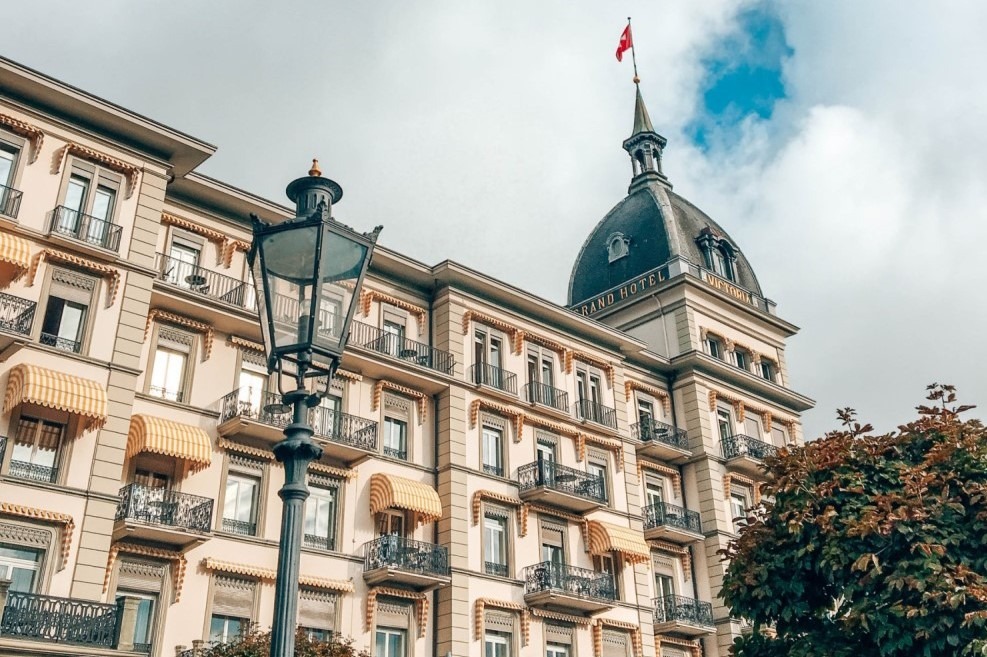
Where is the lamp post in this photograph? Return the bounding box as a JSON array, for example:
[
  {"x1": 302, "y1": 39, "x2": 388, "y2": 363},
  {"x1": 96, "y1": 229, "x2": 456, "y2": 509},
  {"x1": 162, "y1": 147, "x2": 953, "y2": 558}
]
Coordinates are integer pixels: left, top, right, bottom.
[{"x1": 247, "y1": 160, "x2": 381, "y2": 657}]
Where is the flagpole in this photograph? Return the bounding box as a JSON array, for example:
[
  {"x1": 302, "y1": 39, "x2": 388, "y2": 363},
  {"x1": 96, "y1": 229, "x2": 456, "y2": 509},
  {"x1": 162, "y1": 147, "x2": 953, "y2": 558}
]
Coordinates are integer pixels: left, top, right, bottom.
[{"x1": 627, "y1": 16, "x2": 640, "y2": 82}]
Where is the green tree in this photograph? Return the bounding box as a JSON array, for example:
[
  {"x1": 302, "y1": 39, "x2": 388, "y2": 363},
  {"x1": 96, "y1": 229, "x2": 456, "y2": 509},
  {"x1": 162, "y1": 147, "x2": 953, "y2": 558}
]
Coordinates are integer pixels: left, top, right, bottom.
[
  {"x1": 187, "y1": 627, "x2": 370, "y2": 657},
  {"x1": 721, "y1": 384, "x2": 987, "y2": 657}
]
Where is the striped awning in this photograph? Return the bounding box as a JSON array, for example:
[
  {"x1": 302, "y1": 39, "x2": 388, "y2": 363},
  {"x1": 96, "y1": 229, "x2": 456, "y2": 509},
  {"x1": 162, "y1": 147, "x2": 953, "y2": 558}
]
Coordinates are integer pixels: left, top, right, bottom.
[
  {"x1": 200, "y1": 558, "x2": 353, "y2": 592},
  {"x1": 369, "y1": 473, "x2": 442, "y2": 524},
  {"x1": 3, "y1": 364, "x2": 107, "y2": 433},
  {"x1": 587, "y1": 520, "x2": 650, "y2": 564},
  {"x1": 127, "y1": 415, "x2": 212, "y2": 472},
  {"x1": 0, "y1": 231, "x2": 31, "y2": 284}
]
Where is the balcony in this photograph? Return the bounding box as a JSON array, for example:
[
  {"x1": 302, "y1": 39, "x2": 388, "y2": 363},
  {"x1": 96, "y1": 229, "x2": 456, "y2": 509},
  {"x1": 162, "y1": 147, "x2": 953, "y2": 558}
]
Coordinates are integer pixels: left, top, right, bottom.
[
  {"x1": 575, "y1": 399, "x2": 616, "y2": 429},
  {"x1": 0, "y1": 589, "x2": 120, "y2": 648},
  {"x1": 154, "y1": 253, "x2": 255, "y2": 311},
  {"x1": 469, "y1": 363, "x2": 517, "y2": 395},
  {"x1": 349, "y1": 320, "x2": 455, "y2": 376},
  {"x1": 0, "y1": 292, "x2": 35, "y2": 337},
  {"x1": 0, "y1": 184, "x2": 22, "y2": 219},
  {"x1": 523, "y1": 382, "x2": 569, "y2": 413},
  {"x1": 218, "y1": 389, "x2": 378, "y2": 464},
  {"x1": 221, "y1": 518, "x2": 256, "y2": 536},
  {"x1": 643, "y1": 502, "x2": 703, "y2": 544},
  {"x1": 721, "y1": 434, "x2": 778, "y2": 477},
  {"x1": 40, "y1": 332, "x2": 81, "y2": 354},
  {"x1": 485, "y1": 561, "x2": 509, "y2": 577},
  {"x1": 113, "y1": 483, "x2": 213, "y2": 548},
  {"x1": 363, "y1": 535, "x2": 451, "y2": 590},
  {"x1": 523, "y1": 562, "x2": 615, "y2": 613},
  {"x1": 47, "y1": 206, "x2": 122, "y2": 252},
  {"x1": 653, "y1": 594, "x2": 715, "y2": 637},
  {"x1": 632, "y1": 419, "x2": 690, "y2": 462},
  {"x1": 517, "y1": 459, "x2": 606, "y2": 513}
]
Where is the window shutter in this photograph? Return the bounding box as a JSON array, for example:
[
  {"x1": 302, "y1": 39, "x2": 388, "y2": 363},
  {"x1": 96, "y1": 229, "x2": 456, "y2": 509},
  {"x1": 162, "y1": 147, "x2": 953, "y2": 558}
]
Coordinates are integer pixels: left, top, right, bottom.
[
  {"x1": 602, "y1": 630, "x2": 630, "y2": 657},
  {"x1": 117, "y1": 559, "x2": 166, "y2": 593},
  {"x1": 540, "y1": 522, "x2": 565, "y2": 548},
  {"x1": 158, "y1": 326, "x2": 195, "y2": 354},
  {"x1": 50, "y1": 268, "x2": 96, "y2": 305},
  {"x1": 212, "y1": 576, "x2": 255, "y2": 617},
  {"x1": 544, "y1": 623, "x2": 573, "y2": 645},
  {"x1": 298, "y1": 589, "x2": 337, "y2": 630},
  {"x1": 661, "y1": 649, "x2": 686, "y2": 657},
  {"x1": 376, "y1": 600, "x2": 411, "y2": 630},
  {"x1": 485, "y1": 610, "x2": 514, "y2": 631},
  {"x1": 384, "y1": 394, "x2": 411, "y2": 421}
]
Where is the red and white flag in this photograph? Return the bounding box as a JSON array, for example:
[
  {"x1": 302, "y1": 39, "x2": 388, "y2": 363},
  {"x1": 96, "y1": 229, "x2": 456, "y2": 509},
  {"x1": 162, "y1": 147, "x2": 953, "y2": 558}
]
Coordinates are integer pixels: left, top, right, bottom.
[{"x1": 615, "y1": 24, "x2": 633, "y2": 62}]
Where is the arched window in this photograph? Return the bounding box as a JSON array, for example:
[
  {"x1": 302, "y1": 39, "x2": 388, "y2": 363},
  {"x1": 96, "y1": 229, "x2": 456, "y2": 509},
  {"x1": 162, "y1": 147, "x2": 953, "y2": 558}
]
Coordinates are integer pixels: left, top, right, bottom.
[{"x1": 607, "y1": 233, "x2": 630, "y2": 263}]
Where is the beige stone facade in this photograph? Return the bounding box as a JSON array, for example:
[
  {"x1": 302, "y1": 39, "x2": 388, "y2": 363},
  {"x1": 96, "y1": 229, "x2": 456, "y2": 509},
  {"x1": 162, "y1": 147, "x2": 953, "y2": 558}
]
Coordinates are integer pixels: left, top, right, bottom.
[{"x1": 0, "y1": 57, "x2": 812, "y2": 657}]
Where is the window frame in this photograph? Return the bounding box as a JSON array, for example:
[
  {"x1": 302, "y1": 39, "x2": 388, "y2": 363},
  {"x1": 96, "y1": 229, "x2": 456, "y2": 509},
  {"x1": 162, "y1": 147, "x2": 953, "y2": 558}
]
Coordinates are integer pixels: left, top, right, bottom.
[
  {"x1": 303, "y1": 474, "x2": 342, "y2": 552},
  {"x1": 716, "y1": 405, "x2": 734, "y2": 441},
  {"x1": 204, "y1": 574, "x2": 259, "y2": 643},
  {"x1": 592, "y1": 553, "x2": 620, "y2": 600},
  {"x1": 7, "y1": 414, "x2": 67, "y2": 485},
  {"x1": 730, "y1": 486, "x2": 753, "y2": 534},
  {"x1": 381, "y1": 394, "x2": 412, "y2": 461},
  {"x1": 145, "y1": 323, "x2": 197, "y2": 404},
  {"x1": 218, "y1": 455, "x2": 267, "y2": 537},
  {"x1": 34, "y1": 266, "x2": 100, "y2": 355},
  {"x1": 482, "y1": 504, "x2": 511, "y2": 577},
  {"x1": 55, "y1": 158, "x2": 123, "y2": 232},
  {"x1": 586, "y1": 451, "x2": 611, "y2": 506},
  {"x1": 480, "y1": 416, "x2": 507, "y2": 477},
  {"x1": 538, "y1": 517, "x2": 567, "y2": 566}
]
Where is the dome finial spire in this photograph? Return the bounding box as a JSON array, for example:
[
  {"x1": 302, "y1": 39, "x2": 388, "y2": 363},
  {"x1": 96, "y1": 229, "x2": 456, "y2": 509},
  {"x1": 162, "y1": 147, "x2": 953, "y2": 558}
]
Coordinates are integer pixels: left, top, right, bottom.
[
  {"x1": 631, "y1": 82, "x2": 654, "y2": 136},
  {"x1": 622, "y1": 83, "x2": 669, "y2": 191}
]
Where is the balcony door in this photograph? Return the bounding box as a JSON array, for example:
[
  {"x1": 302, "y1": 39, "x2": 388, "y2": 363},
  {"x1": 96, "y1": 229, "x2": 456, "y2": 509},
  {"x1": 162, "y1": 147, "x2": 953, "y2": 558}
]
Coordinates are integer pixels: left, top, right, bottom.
[
  {"x1": 167, "y1": 238, "x2": 201, "y2": 289},
  {"x1": 540, "y1": 523, "x2": 565, "y2": 568},
  {"x1": 474, "y1": 329, "x2": 503, "y2": 386},
  {"x1": 375, "y1": 510, "x2": 405, "y2": 539}
]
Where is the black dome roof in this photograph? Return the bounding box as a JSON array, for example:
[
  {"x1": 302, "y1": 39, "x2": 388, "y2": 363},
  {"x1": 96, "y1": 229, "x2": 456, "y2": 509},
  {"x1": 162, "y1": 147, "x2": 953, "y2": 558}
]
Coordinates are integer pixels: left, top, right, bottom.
[{"x1": 567, "y1": 185, "x2": 763, "y2": 306}]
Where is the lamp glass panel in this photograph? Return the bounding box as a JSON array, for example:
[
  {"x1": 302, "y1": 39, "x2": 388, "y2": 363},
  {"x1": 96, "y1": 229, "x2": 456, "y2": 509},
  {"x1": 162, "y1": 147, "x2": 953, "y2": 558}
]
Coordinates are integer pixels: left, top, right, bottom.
[
  {"x1": 258, "y1": 225, "x2": 320, "y2": 353},
  {"x1": 311, "y1": 225, "x2": 368, "y2": 353}
]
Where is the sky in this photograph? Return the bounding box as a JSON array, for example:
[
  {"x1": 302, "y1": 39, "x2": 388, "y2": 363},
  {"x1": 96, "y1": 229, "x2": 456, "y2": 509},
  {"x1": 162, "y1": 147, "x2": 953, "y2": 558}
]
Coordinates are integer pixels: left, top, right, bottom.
[{"x1": 4, "y1": 1, "x2": 985, "y2": 440}]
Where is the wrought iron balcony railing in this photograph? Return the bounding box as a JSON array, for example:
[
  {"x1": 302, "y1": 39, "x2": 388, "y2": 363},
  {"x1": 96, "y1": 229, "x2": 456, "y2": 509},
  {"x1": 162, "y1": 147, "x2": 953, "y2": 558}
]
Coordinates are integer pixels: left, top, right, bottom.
[
  {"x1": 8, "y1": 460, "x2": 57, "y2": 483},
  {"x1": 0, "y1": 590, "x2": 120, "y2": 647},
  {"x1": 349, "y1": 320, "x2": 455, "y2": 375},
  {"x1": 219, "y1": 389, "x2": 379, "y2": 453},
  {"x1": 222, "y1": 518, "x2": 256, "y2": 536},
  {"x1": 40, "y1": 332, "x2": 81, "y2": 353},
  {"x1": 363, "y1": 535, "x2": 450, "y2": 578},
  {"x1": 469, "y1": 363, "x2": 517, "y2": 394},
  {"x1": 116, "y1": 483, "x2": 213, "y2": 533},
  {"x1": 383, "y1": 446, "x2": 407, "y2": 460},
  {"x1": 643, "y1": 501, "x2": 702, "y2": 534},
  {"x1": 0, "y1": 292, "x2": 35, "y2": 336},
  {"x1": 523, "y1": 562, "x2": 615, "y2": 602},
  {"x1": 575, "y1": 399, "x2": 617, "y2": 428},
  {"x1": 721, "y1": 434, "x2": 778, "y2": 461},
  {"x1": 653, "y1": 594, "x2": 715, "y2": 629},
  {"x1": 632, "y1": 419, "x2": 690, "y2": 450},
  {"x1": 0, "y1": 183, "x2": 22, "y2": 219},
  {"x1": 517, "y1": 459, "x2": 607, "y2": 504},
  {"x1": 303, "y1": 533, "x2": 335, "y2": 551},
  {"x1": 155, "y1": 253, "x2": 256, "y2": 312},
  {"x1": 148, "y1": 385, "x2": 183, "y2": 403},
  {"x1": 47, "y1": 206, "x2": 122, "y2": 252},
  {"x1": 485, "y1": 561, "x2": 509, "y2": 577},
  {"x1": 523, "y1": 382, "x2": 569, "y2": 412},
  {"x1": 482, "y1": 463, "x2": 504, "y2": 477}
]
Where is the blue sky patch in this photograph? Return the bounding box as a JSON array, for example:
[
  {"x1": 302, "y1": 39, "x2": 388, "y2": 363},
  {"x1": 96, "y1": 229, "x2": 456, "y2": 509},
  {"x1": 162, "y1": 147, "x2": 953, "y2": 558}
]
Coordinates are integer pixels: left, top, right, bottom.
[{"x1": 688, "y1": 3, "x2": 792, "y2": 149}]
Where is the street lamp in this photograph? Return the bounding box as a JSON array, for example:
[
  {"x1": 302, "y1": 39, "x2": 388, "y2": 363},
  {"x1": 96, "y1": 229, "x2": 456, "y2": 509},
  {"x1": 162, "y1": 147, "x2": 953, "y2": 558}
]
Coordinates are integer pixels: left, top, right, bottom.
[{"x1": 247, "y1": 160, "x2": 381, "y2": 657}]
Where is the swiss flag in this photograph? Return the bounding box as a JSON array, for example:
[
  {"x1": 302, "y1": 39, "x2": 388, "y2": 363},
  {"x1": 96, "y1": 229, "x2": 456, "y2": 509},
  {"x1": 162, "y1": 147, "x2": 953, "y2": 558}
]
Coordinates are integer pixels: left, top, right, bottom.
[{"x1": 616, "y1": 24, "x2": 633, "y2": 62}]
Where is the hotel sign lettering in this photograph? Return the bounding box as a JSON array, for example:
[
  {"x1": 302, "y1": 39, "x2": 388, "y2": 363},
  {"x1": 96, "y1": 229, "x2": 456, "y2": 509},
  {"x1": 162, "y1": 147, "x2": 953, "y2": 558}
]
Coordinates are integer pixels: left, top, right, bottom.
[
  {"x1": 700, "y1": 270, "x2": 753, "y2": 305},
  {"x1": 577, "y1": 268, "x2": 668, "y2": 317}
]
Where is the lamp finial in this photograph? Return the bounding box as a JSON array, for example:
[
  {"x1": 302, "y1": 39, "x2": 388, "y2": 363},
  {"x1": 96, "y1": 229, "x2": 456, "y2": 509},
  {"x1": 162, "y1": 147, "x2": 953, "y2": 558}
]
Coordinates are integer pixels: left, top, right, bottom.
[{"x1": 309, "y1": 159, "x2": 321, "y2": 177}]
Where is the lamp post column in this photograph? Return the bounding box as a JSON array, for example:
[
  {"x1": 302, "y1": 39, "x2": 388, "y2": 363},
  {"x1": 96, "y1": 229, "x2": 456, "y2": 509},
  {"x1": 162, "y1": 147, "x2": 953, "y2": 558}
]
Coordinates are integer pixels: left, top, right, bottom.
[{"x1": 270, "y1": 386, "x2": 323, "y2": 657}]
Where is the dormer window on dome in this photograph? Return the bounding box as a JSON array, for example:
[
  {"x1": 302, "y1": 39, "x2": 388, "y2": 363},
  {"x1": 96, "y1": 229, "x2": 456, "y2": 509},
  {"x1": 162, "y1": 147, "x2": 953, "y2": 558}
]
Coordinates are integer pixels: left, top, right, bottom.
[
  {"x1": 696, "y1": 228, "x2": 738, "y2": 282},
  {"x1": 606, "y1": 232, "x2": 630, "y2": 263}
]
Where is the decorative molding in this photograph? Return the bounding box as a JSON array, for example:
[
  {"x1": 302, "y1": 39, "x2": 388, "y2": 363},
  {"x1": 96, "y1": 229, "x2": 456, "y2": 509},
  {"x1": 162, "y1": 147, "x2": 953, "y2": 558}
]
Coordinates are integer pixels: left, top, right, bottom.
[
  {"x1": 624, "y1": 380, "x2": 671, "y2": 415},
  {"x1": 365, "y1": 587, "x2": 427, "y2": 637},
  {"x1": 469, "y1": 399, "x2": 524, "y2": 442},
  {"x1": 528, "y1": 607, "x2": 592, "y2": 626},
  {"x1": 709, "y1": 387, "x2": 796, "y2": 431},
  {"x1": 26, "y1": 249, "x2": 120, "y2": 307},
  {"x1": 222, "y1": 239, "x2": 250, "y2": 268},
  {"x1": 54, "y1": 142, "x2": 140, "y2": 198},
  {"x1": 104, "y1": 543, "x2": 187, "y2": 602},
  {"x1": 161, "y1": 212, "x2": 228, "y2": 253},
  {"x1": 576, "y1": 433, "x2": 623, "y2": 471},
  {"x1": 145, "y1": 309, "x2": 214, "y2": 360},
  {"x1": 462, "y1": 310, "x2": 521, "y2": 353},
  {"x1": 649, "y1": 540, "x2": 692, "y2": 582},
  {"x1": 518, "y1": 330, "x2": 568, "y2": 362},
  {"x1": 471, "y1": 490, "x2": 526, "y2": 536},
  {"x1": 0, "y1": 503, "x2": 73, "y2": 569},
  {"x1": 723, "y1": 472, "x2": 762, "y2": 504},
  {"x1": 474, "y1": 598, "x2": 529, "y2": 645},
  {"x1": 0, "y1": 112, "x2": 44, "y2": 163},
  {"x1": 593, "y1": 619, "x2": 642, "y2": 657},
  {"x1": 525, "y1": 504, "x2": 589, "y2": 546},
  {"x1": 654, "y1": 634, "x2": 701, "y2": 657},
  {"x1": 360, "y1": 289, "x2": 426, "y2": 332},
  {"x1": 372, "y1": 380, "x2": 427, "y2": 422},
  {"x1": 637, "y1": 460, "x2": 681, "y2": 496},
  {"x1": 566, "y1": 350, "x2": 615, "y2": 387}
]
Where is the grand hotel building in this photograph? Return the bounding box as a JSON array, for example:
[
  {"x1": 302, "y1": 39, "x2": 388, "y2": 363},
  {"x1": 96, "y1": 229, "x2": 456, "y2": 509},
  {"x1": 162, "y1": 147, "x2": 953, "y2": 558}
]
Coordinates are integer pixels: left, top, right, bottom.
[{"x1": 0, "y1": 58, "x2": 812, "y2": 657}]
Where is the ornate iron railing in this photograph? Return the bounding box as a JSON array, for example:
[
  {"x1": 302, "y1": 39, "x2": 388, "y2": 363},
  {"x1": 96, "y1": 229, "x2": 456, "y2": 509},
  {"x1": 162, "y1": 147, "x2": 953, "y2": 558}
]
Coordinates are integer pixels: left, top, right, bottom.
[
  {"x1": 222, "y1": 518, "x2": 256, "y2": 536},
  {"x1": 47, "y1": 206, "x2": 122, "y2": 252},
  {"x1": 155, "y1": 253, "x2": 255, "y2": 311},
  {"x1": 485, "y1": 561, "x2": 509, "y2": 577},
  {"x1": 721, "y1": 434, "x2": 777, "y2": 461},
  {"x1": 8, "y1": 460, "x2": 57, "y2": 483},
  {"x1": 517, "y1": 459, "x2": 607, "y2": 504},
  {"x1": 643, "y1": 501, "x2": 702, "y2": 534},
  {"x1": 116, "y1": 483, "x2": 213, "y2": 533},
  {"x1": 348, "y1": 320, "x2": 456, "y2": 375},
  {"x1": 0, "y1": 292, "x2": 35, "y2": 336},
  {"x1": 134, "y1": 641, "x2": 152, "y2": 652},
  {"x1": 0, "y1": 590, "x2": 120, "y2": 646},
  {"x1": 363, "y1": 535, "x2": 450, "y2": 577},
  {"x1": 575, "y1": 399, "x2": 616, "y2": 428},
  {"x1": 653, "y1": 594, "x2": 714, "y2": 628},
  {"x1": 40, "y1": 332, "x2": 81, "y2": 353},
  {"x1": 303, "y1": 533, "x2": 335, "y2": 551},
  {"x1": 0, "y1": 183, "x2": 22, "y2": 219},
  {"x1": 219, "y1": 389, "x2": 379, "y2": 453},
  {"x1": 383, "y1": 446, "x2": 407, "y2": 460},
  {"x1": 523, "y1": 382, "x2": 569, "y2": 412},
  {"x1": 469, "y1": 363, "x2": 517, "y2": 394},
  {"x1": 483, "y1": 463, "x2": 504, "y2": 477},
  {"x1": 632, "y1": 419, "x2": 690, "y2": 451},
  {"x1": 148, "y1": 385, "x2": 183, "y2": 403},
  {"x1": 523, "y1": 562, "x2": 615, "y2": 602}
]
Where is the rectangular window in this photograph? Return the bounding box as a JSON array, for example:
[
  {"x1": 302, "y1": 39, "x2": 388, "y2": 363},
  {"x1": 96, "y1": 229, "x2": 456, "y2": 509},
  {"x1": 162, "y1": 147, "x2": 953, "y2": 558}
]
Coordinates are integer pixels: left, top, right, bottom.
[
  {"x1": 734, "y1": 350, "x2": 749, "y2": 370},
  {"x1": 383, "y1": 417, "x2": 408, "y2": 460},
  {"x1": 760, "y1": 360, "x2": 775, "y2": 381},
  {"x1": 546, "y1": 643, "x2": 569, "y2": 657},
  {"x1": 481, "y1": 425, "x2": 504, "y2": 476},
  {"x1": 536, "y1": 437, "x2": 557, "y2": 464},
  {"x1": 483, "y1": 512, "x2": 508, "y2": 577},
  {"x1": 731, "y1": 490, "x2": 750, "y2": 533},
  {"x1": 744, "y1": 417, "x2": 762, "y2": 439},
  {"x1": 485, "y1": 631, "x2": 511, "y2": 657},
  {"x1": 474, "y1": 329, "x2": 505, "y2": 387},
  {"x1": 540, "y1": 522, "x2": 565, "y2": 566},
  {"x1": 375, "y1": 511, "x2": 405, "y2": 538},
  {"x1": 39, "y1": 268, "x2": 96, "y2": 354},
  {"x1": 56, "y1": 165, "x2": 119, "y2": 249},
  {"x1": 717, "y1": 408, "x2": 733, "y2": 441},
  {"x1": 0, "y1": 543, "x2": 42, "y2": 592},
  {"x1": 654, "y1": 573, "x2": 675, "y2": 599},
  {"x1": 593, "y1": 553, "x2": 619, "y2": 599},
  {"x1": 223, "y1": 472, "x2": 260, "y2": 536},
  {"x1": 382, "y1": 320, "x2": 405, "y2": 357},
  {"x1": 375, "y1": 628, "x2": 406, "y2": 657},
  {"x1": 637, "y1": 398, "x2": 655, "y2": 426},
  {"x1": 587, "y1": 459, "x2": 609, "y2": 505},
  {"x1": 148, "y1": 326, "x2": 194, "y2": 403},
  {"x1": 304, "y1": 481, "x2": 339, "y2": 551},
  {"x1": 0, "y1": 140, "x2": 19, "y2": 218},
  {"x1": 116, "y1": 590, "x2": 157, "y2": 650},
  {"x1": 771, "y1": 423, "x2": 789, "y2": 447},
  {"x1": 10, "y1": 416, "x2": 63, "y2": 483},
  {"x1": 237, "y1": 366, "x2": 267, "y2": 414},
  {"x1": 134, "y1": 469, "x2": 170, "y2": 490},
  {"x1": 166, "y1": 238, "x2": 202, "y2": 289},
  {"x1": 209, "y1": 575, "x2": 256, "y2": 644},
  {"x1": 645, "y1": 481, "x2": 664, "y2": 508},
  {"x1": 298, "y1": 588, "x2": 338, "y2": 640},
  {"x1": 707, "y1": 337, "x2": 722, "y2": 360}
]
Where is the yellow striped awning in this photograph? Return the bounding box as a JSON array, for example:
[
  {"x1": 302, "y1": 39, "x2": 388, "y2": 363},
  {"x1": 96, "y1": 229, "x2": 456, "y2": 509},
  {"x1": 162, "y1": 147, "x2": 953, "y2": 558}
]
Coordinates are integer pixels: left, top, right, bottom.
[
  {"x1": 369, "y1": 473, "x2": 442, "y2": 525},
  {"x1": 0, "y1": 231, "x2": 31, "y2": 285},
  {"x1": 587, "y1": 520, "x2": 650, "y2": 564},
  {"x1": 3, "y1": 364, "x2": 107, "y2": 433},
  {"x1": 126, "y1": 414, "x2": 212, "y2": 473},
  {"x1": 200, "y1": 558, "x2": 353, "y2": 592}
]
